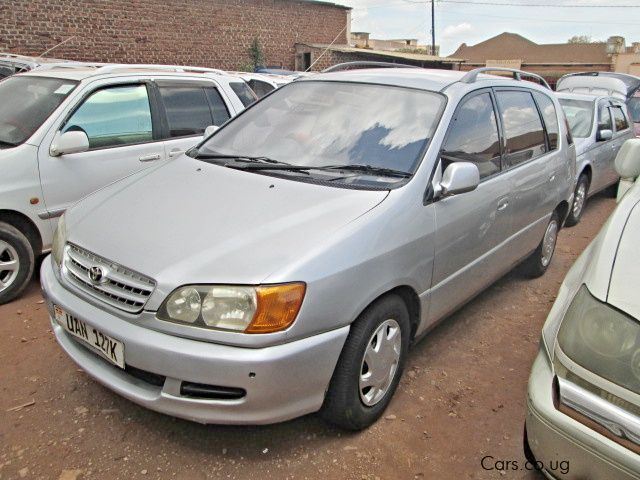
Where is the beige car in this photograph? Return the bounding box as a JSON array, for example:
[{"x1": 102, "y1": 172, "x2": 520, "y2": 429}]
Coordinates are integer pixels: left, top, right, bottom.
[{"x1": 525, "y1": 139, "x2": 640, "y2": 479}]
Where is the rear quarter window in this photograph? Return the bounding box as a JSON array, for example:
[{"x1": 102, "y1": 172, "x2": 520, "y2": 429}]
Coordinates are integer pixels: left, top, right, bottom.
[{"x1": 229, "y1": 81, "x2": 258, "y2": 107}]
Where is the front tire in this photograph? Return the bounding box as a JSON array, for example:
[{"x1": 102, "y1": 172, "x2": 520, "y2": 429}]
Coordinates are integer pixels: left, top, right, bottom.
[
  {"x1": 321, "y1": 294, "x2": 411, "y2": 430},
  {"x1": 521, "y1": 211, "x2": 560, "y2": 279},
  {"x1": 0, "y1": 222, "x2": 34, "y2": 305},
  {"x1": 565, "y1": 174, "x2": 589, "y2": 227}
]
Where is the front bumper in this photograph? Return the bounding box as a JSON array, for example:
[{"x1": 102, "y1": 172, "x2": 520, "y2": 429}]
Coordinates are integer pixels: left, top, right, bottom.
[
  {"x1": 41, "y1": 256, "x2": 349, "y2": 425},
  {"x1": 526, "y1": 346, "x2": 640, "y2": 480}
]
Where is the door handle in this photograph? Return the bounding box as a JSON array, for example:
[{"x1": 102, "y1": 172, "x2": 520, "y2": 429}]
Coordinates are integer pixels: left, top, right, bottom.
[
  {"x1": 139, "y1": 153, "x2": 161, "y2": 162},
  {"x1": 169, "y1": 149, "x2": 184, "y2": 158},
  {"x1": 497, "y1": 199, "x2": 509, "y2": 212}
]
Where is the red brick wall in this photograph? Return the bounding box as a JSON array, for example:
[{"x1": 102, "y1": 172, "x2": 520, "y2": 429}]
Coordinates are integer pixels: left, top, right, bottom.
[{"x1": 0, "y1": 0, "x2": 349, "y2": 70}]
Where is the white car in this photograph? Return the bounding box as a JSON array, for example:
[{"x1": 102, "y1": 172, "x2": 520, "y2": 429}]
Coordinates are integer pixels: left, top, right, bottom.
[
  {"x1": 0, "y1": 63, "x2": 255, "y2": 303},
  {"x1": 525, "y1": 139, "x2": 640, "y2": 479}
]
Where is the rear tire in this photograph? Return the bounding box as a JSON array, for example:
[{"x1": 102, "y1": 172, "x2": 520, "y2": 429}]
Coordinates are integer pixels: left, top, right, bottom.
[
  {"x1": 565, "y1": 174, "x2": 589, "y2": 227},
  {"x1": 521, "y1": 212, "x2": 560, "y2": 279},
  {"x1": 0, "y1": 222, "x2": 34, "y2": 305},
  {"x1": 321, "y1": 294, "x2": 411, "y2": 430}
]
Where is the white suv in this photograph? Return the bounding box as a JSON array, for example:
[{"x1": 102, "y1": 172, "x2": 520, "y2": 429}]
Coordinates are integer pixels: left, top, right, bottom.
[{"x1": 0, "y1": 63, "x2": 255, "y2": 303}]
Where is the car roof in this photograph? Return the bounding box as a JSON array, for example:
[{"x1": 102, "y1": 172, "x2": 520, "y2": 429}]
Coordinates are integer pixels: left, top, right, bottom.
[
  {"x1": 18, "y1": 64, "x2": 246, "y2": 82},
  {"x1": 296, "y1": 67, "x2": 549, "y2": 93}
]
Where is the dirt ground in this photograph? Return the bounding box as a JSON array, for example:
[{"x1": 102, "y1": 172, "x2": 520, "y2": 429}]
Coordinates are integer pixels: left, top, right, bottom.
[{"x1": 0, "y1": 195, "x2": 616, "y2": 480}]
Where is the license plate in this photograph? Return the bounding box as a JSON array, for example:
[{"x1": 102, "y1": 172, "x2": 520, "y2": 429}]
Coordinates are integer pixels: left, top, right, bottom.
[{"x1": 54, "y1": 304, "x2": 125, "y2": 369}]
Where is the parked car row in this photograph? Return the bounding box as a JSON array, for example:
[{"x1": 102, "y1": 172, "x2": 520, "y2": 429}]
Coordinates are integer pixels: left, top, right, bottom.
[{"x1": 3, "y1": 58, "x2": 640, "y2": 474}]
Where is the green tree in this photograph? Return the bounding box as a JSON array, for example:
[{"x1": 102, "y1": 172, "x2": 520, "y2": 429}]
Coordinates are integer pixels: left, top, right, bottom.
[
  {"x1": 241, "y1": 37, "x2": 265, "y2": 72},
  {"x1": 568, "y1": 35, "x2": 592, "y2": 44}
]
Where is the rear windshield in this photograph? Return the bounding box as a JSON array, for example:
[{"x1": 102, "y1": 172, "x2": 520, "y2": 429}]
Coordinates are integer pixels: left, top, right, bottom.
[
  {"x1": 0, "y1": 76, "x2": 78, "y2": 147},
  {"x1": 558, "y1": 98, "x2": 594, "y2": 138},
  {"x1": 229, "y1": 81, "x2": 258, "y2": 107}
]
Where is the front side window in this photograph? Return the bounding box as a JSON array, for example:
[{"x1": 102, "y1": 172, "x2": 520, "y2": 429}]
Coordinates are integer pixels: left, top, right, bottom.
[
  {"x1": 63, "y1": 84, "x2": 152, "y2": 149},
  {"x1": 534, "y1": 92, "x2": 559, "y2": 150},
  {"x1": 196, "y1": 81, "x2": 446, "y2": 188},
  {"x1": 611, "y1": 105, "x2": 629, "y2": 132},
  {"x1": 0, "y1": 76, "x2": 78, "y2": 147},
  {"x1": 559, "y1": 98, "x2": 594, "y2": 139},
  {"x1": 598, "y1": 101, "x2": 613, "y2": 131},
  {"x1": 496, "y1": 90, "x2": 546, "y2": 167},
  {"x1": 442, "y1": 92, "x2": 501, "y2": 179}
]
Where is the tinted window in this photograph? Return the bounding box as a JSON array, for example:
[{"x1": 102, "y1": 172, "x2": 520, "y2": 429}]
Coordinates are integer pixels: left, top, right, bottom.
[
  {"x1": 598, "y1": 101, "x2": 613, "y2": 131},
  {"x1": 628, "y1": 95, "x2": 640, "y2": 123},
  {"x1": 64, "y1": 84, "x2": 152, "y2": 149},
  {"x1": 248, "y1": 79, "x2": 275, "y2": 98},
  {"x1": 159, "y1": 87, "x2": 212, "y2": 137},
  {"x1": 558, "y1": 98, "x2": 594, "y2": 138},
  {"x1": 205, "y1": 88, "x2": 231, "y2": 126},
  {"x1": 534, "y1": 92, "x2": 559, "y2": 150},
  {"x1": 230, "y1": 81, "x2": 258, "y2": 107},
  {"x1": 612, "y1": 106, "x2": 629, "y2": 131},
  {"x1": 496, "y1": 91, "x2": 546, "y2": 167},
  {"x1": 0, "y1": 76, "x2": 77, "y2": 147},
  {"x1": 442, "y1": 92, "x2": 501, "y2": 179}
]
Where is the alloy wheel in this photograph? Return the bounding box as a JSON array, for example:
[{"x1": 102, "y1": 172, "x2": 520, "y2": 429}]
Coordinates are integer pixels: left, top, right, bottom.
[
  {"x1": 541, "y1": 219, "x2": 559, "y2": 268},
  {"x1": 573, "y1": 181, "x2": 587, "y2": 219},
  {"x1": 0, "y1": 240, "x2": 19, "y2": 293}
]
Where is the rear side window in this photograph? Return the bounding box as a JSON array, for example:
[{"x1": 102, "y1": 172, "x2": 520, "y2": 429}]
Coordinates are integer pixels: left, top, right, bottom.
[
  {"x1": 533, "y1": 92, "x2": 559, "y2": 150},
  {"x1": 64, "y1": 84, "x2": 152, "y2": 149},
  {"x1": 230, "y1": 81, "x2": 258, "y2": 107},
  {"x1": 248, "y1": 79, "x2": 275, "y2": 98},
  {"x1": 611, "y1": 106, "x2": 629, "y2": 131},
  {"x1": 495, "y1": 91, "x2": 546, "y2": 168},
  {"x1": 159, "y1": 87, "x2": 212, "y2": 137},
  {"x1": 159, "y1": 86, "x2": 231, "y2": 138},
  {"x1": 442, "y1": 92, "x2": 501, "y2": 179}
]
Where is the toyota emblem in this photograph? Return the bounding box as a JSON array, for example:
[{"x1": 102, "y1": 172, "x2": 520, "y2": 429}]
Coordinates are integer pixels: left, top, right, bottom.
[{"x1": 89, "y1": 266, "x2": 106, "y2": 284}]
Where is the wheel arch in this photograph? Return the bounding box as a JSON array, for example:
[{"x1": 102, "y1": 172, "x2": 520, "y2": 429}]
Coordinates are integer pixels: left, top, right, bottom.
[
  {"x1": 356, "y1": 285, "x2": 422, "y2": 342},
  {"x1": 0, "y1": 210, "x2": 42, "y2": 255}
]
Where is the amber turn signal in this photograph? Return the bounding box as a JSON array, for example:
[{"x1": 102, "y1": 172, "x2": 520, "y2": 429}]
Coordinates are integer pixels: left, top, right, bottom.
[{"x1": 245, "y1": 283, "x2": 306, "y2": 334}]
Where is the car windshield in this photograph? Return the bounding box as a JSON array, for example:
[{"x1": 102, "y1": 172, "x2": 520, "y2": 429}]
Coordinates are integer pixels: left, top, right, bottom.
[
  {"x1": 628, "y1": 95, "x2": 640, "y2": 123},
  {"x1": 558, "y1": 98, "x2": 594, "y2": 138},
  {"x1": 196, "y1": 81, "x2": 446, "y2": 187},
  {"x1": 0, "y1": 76, "x2": 78, "y2": 147}
]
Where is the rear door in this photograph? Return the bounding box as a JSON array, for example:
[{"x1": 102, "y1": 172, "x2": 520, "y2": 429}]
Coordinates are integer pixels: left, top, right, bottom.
[
  {"x1": 38, "y1": 81, "x2": 165, "y2": 219},
  {"x1": 493, "y1": 88, "x2": 557, "y2": 255},
  {"x1": 155, "y1": 80, "x2": 233, "y2": 159},
  {"x1": 592, "y1": 99, "x2": 616, "y2": 192}
]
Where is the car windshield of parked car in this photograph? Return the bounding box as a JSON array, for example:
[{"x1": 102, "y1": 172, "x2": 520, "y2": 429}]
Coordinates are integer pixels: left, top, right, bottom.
[
  {"x1": 0, "y1": 76, "x2": 78, "y2": 148},
  {"x1": 196, "y1": 81, "x2": 446, "y2": 187},
  {"x1": 558, "y1": 98, "x2": 594, "y2": 138}
]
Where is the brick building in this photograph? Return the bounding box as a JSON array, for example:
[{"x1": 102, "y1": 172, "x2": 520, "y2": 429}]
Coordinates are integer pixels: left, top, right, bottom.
[{"x1": 0, "y1": 0, "x2": 351, "y2": 71}]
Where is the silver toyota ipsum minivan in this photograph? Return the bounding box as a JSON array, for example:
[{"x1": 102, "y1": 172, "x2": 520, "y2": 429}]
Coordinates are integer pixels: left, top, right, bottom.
[{"x1": 41, "y1": 66, "x2": 575, "y2": 430}]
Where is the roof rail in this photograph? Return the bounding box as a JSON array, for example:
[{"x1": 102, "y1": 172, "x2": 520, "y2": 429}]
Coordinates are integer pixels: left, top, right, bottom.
[
  {"x1": 322, "y1": 61, "x2": 421, "y2": 73},
  {"x1": 460, "y1": 67, "x2": 551, "y2": 90},
  {"x1": 93, "y1": 64, "x2": 227, "y2": 75},
  {"x1": 34, "y1": 62, "x2": 108, "y2": 71}
]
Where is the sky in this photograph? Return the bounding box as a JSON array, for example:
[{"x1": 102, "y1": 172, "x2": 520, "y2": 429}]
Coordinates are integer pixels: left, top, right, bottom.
[{"x1": 331, "y1": 0, "x2": 640, "y2": 56}]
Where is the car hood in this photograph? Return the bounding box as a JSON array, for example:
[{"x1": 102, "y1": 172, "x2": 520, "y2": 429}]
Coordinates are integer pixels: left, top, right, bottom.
[
  {"x1": 607, "y1": 199, "x2": 640, "y2": 320},
  {"x1": 66, "y1": 157, "x2": 389, "y2": 304}
]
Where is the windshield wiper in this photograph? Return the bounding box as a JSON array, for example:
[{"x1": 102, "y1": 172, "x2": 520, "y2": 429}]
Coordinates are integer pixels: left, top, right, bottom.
[
  {"x1": 192, "y1": 152, "x2": 289, "y2": 164},
  {"x1": 318, "y1": 164, "x2": 412, "y2": 178}
]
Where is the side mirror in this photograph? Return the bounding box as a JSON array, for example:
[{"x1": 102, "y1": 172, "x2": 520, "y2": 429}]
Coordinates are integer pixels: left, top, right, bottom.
[
  {"x1": 50, "y1": 131, "x2": 89, "y2": 156},
  {"x1": 204, "y1": 125, "x2": 219, "y2": 138},
  {"x1": 597, "y1": 129, "x2": 613, "y2": 142},
  {"x1": 439, "y1": 162, "x2": 480, "y2": 197}
]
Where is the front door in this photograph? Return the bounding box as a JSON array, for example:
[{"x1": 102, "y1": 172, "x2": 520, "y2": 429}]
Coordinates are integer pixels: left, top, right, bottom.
[
  {"x1": 38, "y1": 83, "x2": 165, "y2": 219},
  {"x1": 430, "y1": 90, "x2": 513, "y2": 322}
]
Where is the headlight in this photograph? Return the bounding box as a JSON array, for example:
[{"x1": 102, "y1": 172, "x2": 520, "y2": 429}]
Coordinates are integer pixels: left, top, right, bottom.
[
  {"x1": 51, "y1": 214, "x2": 67, "y2": 267},
  {"x1": 557, "y1": 285, "x2": 640, "y2": 394},
  {"x1": 158, "y1": 283, "x2": 305, "y2": 334}
]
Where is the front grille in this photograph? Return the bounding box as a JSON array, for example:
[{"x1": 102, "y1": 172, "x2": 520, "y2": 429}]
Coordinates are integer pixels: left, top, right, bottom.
[{"x1": 62, "y1": 243, "x2": 155, "y2": 313}]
